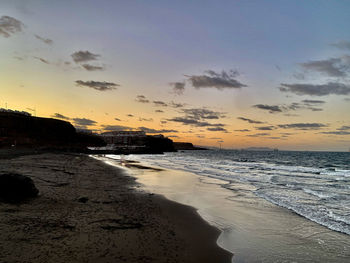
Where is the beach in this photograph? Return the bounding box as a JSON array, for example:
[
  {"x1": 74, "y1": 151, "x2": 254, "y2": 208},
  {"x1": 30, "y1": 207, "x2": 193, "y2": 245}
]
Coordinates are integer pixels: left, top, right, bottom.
[{"x1": 0, "y1": 152, "x2": 232, "y2": 263}]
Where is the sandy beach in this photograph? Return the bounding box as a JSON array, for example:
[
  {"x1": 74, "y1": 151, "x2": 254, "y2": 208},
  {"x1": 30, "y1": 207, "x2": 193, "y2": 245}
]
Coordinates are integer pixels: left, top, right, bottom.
[{"x1": 0, "y1": 152, "x2": 232, "y2": 263}]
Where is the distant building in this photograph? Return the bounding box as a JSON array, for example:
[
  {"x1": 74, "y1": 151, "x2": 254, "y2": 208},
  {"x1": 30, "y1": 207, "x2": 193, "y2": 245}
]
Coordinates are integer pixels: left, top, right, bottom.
[{"x1": 101, "y1": 130, "x2": 146, "y2": 145}]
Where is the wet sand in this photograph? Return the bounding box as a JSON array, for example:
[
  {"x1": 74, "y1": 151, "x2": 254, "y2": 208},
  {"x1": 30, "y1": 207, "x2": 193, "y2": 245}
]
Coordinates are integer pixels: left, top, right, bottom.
[{"x1": 0, "y1": 153, "x2": 232, "y2": 263}]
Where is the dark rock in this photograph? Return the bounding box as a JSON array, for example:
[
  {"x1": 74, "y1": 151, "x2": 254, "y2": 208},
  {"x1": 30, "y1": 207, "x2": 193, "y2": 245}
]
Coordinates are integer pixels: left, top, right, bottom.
[
  {"x1": 78, "y1": 197, "x2": 89, "y2": 203},
  {"x1": 173, "y1": 142, "x2": 207, "y2": 150},
  {"x1": 0, "y1": 173, "x2": 39, "y2": 203}
]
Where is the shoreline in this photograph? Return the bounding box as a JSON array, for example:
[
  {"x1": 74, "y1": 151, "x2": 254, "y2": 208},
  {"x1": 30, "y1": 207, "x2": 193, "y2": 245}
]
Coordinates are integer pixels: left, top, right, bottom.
[
  {"x1": 0, "y1": 152, "x2": 232, "y2": 262},
  {"x1": 107, "y1": 154, "x2": 350, "y2": 262}
]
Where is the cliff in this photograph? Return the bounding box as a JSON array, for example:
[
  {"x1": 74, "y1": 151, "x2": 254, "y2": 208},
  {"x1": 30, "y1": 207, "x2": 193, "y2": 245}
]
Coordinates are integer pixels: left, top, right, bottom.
[{"x1": 0, "y1": 112, "x2": 105, "y2": 150}]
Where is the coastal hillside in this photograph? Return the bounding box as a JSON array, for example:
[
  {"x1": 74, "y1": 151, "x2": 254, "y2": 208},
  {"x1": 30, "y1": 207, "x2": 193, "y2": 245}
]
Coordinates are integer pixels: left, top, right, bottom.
[{"x1": 0, "y1": 111, "x2": 104, "y2": 149}]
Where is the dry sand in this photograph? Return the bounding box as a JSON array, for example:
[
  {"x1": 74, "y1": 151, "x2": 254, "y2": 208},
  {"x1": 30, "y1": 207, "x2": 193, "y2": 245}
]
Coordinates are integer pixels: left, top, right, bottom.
[{"x1": 0, "y1": 153, "x2": 232, "y2": 263}]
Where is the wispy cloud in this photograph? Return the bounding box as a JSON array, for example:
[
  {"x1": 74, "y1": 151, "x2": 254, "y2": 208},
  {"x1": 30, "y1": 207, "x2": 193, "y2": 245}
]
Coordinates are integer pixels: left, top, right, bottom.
[
  {"x1": 235, "y1": 129, "x2": 250, "y2": 132},
  {"x1": 253, "y1": 104, "x2": 282, "y2": 113},
  {"x1": 71, "y1": 50, "x2": 100, "y2": 63},
  {"x1": 337, "y1": 125, "x2": 350, "y2": 131},
  {"x1": 300, "y1": 55, "x2": 350, "y2": 77},
  {"x1": 138, "y1": 127, "x2": 178, "y2": 134},
  {"x1": 182, "y1": 108, "x2": 226, "y2": 120},
  {"x1": 81, "y1": 64, "x2": 104, "y2": 71},
  {"x1": 136, "y1": 95, "x2": 150, "y2": 103},
  {"x1": 72, "y1": 118, "x2": 97, "y2": 126},
  {"x1": 186, "y1": 70, "x2": 246, "y2": 90},
  {"x1": 331, "y1": 40, "x2": 350, "y2": 50},
  {"x1": 300, "y1": 56, "x2": 350, "y2": 77},
  {"x1": 153, "y1": 100, "x2": 168, "y2": 107},
  {"x1": 33, "y1": 56, "x2": 50, "y2": 64},
  {"x1": 320, "y1": 131, "x2": 350, "y2": 135},
  {"x1": 278, "y1": 123, "x2": 327, "y2": 130},
  {"x1": 207, "y1": 127, "x2": 228, "y2": 132},
  {"x1": 35, "y1": 34, "x2": 53, "y2": 45},
  {"x1": 169, "y1": 101, "x2": 185, "y2": 108},
  {"x1": 0, "y1": 16, "x2": 24, "y2": 38},
  {"x1": 255, "y1": 126, "x2": 275, "y2": 130},
  {"x1": 75, "y1": 80, "x2": 119, "y2": 91},
  {"x1": 51, "y1": 113, "x2": 70, "y2": 120},
  {"x1": 280, "y1": 82, "x2": 350, "y2": 96},
  {"x1": 168, "y1": 117, "x2": 226, "y2": 128},
  {"x1": 246, "y1": 133, "x2": 270, "y2": 137},
  {"x1": 170, "y1": 82, "x2": 185, "y2": 95},
  {"x1": 139, "y1": 117, "x2": 153, "y2": 122},
  {"x1": 102, "y1": 125, "x2": 132, "y2": 131},
  {"x1": 237, "y1": 117, "x2": 264, "y2": 124}
]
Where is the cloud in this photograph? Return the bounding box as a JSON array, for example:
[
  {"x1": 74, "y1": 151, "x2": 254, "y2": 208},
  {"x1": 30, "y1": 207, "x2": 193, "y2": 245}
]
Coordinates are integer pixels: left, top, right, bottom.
[
  {"x1": 127, "y1": 114, "x2": 134, "y2": 117},
  {"x1": 0, "y1": 16, "x2": 24, "y2": 38},
  {"x1": 253, "y1": 104, "x2": 282, "y2": 113},
  {"x1": 167, "y1": 107, "x2": 227, "y2": 129},
  {"x1": 153, "y1": 100, "x2": 168, "y2": 107},
  {"x1": 302, "y1": 100, "x2": 325, "y2": 105},
  {"x1": 138, "y1": 127, "x2": 178, "y2": 134},
  {"x1": 182, "y1": 108, "x2": 226, "y2": 120},
  {"x1": 255, "y1": 126, "x2": 275, "y2": 130},
  {"x1": 81, "y1": 64, "x2": 104, "y2": 71},
  {"x1": 331, "y1": 40, "x2": 350, "y2": 50},
  {"x1": 155, "y1": 110, "x2": 164, "y2": 113},
  {"x1": 139, "y1": 117, "x2": 153, "y2": 122},
  {"x1": 280, "y1": 82, "x2": 350, "y2": 96},
  {"x1": 207, "y1": 127, "x2": 228, "y2": 132},
  {"x1": 71, "y1": 50, "x2": 100, "y2": 63},
  {"x1": 253, "y1": 101, "x2": 326, "y2": 114},
  {"x1": 75, "y1": 80, "x2": 119, "y2": 91},
  {"x1": 186, "y1": 70, "x2": 247, "y2": 90},
  {"x1": 169, "y1": 101, "x2": 185, "y2": 108},
  {"x1": 320, "y1": 131, "x2": 350, "y2": 135},
  {"x1": 278, "y1": 123, "x2": 327, "y2": 130},
  {"x1": 33, "y1": 56, "x2": 50, "y2": 64},
  {"x1": 102, "y1": 125, "x2": 132, "y2": 131},
  {"x1": 247, "y1": 133, "x2": 270, "y2": 137},
  {"x1": 170, "y1": 82, "x2": 185, "y2": 95},
  {"x1": 72, "y1": 118, "x2": 97, "y2": 126},
  {"x1": 136, "y1": 95, "x2": 150, "y2": 103},
  {"x1": 337, "y1": 125, "x2": 350, "y2": 131},
  {"x1": 115, "y1": 118, "x2": 121, "y2": 121},
  {"x1": 235, "y1": 129, "x2": 250, "y2": 132},
  {"x1": 300, "y1": 56, "x2": 350, "y2": 77},
  {"x1": 52, "y1": 113, "x2": 70, "y2": 120},
  {"x1": 167, "y1": 117, "x2": 225, "y2": 128},
  {"x1": 237, "y1": 117, "x2": 264, "y2": 124},
  {"x1": 34, "y1": 34, "x2": 53, "y2": 45}
]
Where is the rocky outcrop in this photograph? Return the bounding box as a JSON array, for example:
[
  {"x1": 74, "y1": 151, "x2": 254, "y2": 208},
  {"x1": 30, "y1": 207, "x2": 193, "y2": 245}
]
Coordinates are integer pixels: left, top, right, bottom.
[
  {"x1": 0, "y1": 173, "x2": 39, "y2": 203},
  {"x1": 173, "y1": 142, "x2": 207, "y2": 150}
]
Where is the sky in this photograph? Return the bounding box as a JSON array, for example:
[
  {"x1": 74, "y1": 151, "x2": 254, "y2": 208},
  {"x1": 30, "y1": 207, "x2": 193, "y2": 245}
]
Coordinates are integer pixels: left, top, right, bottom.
[{"x1": 1, "y1": 0, "x2": 350, "y2": 151}]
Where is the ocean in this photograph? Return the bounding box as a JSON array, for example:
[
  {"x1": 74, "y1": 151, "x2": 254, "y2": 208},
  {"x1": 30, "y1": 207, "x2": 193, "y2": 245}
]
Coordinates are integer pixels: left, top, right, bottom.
[{"x1": 102, "y1": 150, "x2": 350, "y2": 262}]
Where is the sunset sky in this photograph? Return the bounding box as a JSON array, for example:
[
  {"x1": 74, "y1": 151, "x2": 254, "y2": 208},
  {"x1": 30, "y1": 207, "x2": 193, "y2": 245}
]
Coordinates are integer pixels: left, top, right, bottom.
[{"x1": 1, "y1": 0, "x2": 350, "y2": 151}]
